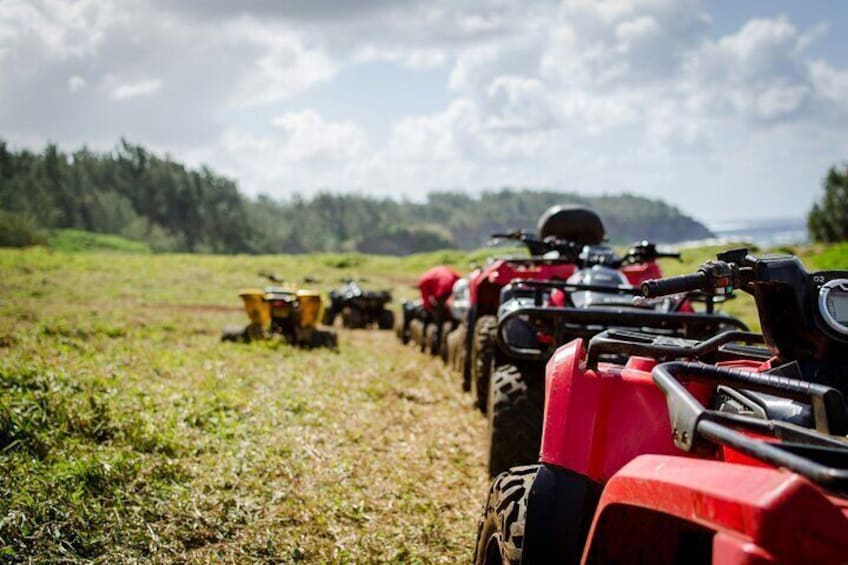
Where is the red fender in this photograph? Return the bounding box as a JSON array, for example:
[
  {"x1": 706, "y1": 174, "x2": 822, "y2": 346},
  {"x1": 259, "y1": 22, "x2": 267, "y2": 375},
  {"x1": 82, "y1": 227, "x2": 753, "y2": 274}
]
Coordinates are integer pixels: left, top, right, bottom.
[
  {"x1": 540, "y1": 339, "x2": 713, "y2": 483},
  {"x1": 584, "y1": 455, "x2": 848, "y2": 564}
]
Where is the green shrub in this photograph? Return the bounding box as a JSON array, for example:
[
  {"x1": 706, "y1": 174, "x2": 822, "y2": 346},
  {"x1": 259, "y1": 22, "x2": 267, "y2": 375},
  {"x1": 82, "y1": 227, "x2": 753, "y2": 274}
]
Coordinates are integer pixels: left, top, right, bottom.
[
  {"x1": 0, "y1": 210, "x2": 47, "y2": 247},
  {"x1": 47, "y1": 229, "x2": 151, "y2": 254}
]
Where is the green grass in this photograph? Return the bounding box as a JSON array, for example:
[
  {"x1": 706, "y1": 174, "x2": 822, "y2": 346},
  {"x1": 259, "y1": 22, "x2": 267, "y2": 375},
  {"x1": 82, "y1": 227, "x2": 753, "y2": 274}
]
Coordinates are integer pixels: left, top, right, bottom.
[
  {"x1": 47, "y1": 229, "x2": 152, "y2": 254},
  {"x1": 0, "y1": 248, "x2": 488, "y2": 562},
  {"x1": 808, "y1": 242, "x2": 848, "y2": 271},
  {"x1": 0, "y1": 243, "x2": 844, "y2": 562}
]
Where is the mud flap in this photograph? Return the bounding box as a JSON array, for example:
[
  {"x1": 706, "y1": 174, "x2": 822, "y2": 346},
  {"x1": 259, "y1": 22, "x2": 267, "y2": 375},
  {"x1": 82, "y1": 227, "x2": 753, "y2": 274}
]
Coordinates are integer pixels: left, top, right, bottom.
[{"x1": 521, "y1": 464, "x2": 602, "y2": 565}]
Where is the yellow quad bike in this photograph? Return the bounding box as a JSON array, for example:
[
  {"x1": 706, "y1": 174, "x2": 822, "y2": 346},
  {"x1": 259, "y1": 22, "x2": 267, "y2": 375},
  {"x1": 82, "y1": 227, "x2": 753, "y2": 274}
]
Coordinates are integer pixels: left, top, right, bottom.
[{"x1": 221, "y1": 273, "x2": 338, "y2": 349}]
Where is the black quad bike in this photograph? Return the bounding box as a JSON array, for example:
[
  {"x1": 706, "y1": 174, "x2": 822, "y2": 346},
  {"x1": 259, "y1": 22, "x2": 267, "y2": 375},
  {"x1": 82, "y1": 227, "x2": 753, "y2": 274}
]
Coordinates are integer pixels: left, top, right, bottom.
[
  {"x1": 398, "y1": 298, "x2": 434, "y2": 353},
  {"x1": 324, "y1": 278, "x2": 394, "y2": 330}
]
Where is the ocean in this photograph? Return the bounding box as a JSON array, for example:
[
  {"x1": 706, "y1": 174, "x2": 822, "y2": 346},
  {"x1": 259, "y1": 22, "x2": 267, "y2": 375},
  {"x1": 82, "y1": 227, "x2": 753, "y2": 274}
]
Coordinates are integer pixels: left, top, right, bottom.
[{"x1": 680, "y1": 217, "x2": 809, "y2": 249}]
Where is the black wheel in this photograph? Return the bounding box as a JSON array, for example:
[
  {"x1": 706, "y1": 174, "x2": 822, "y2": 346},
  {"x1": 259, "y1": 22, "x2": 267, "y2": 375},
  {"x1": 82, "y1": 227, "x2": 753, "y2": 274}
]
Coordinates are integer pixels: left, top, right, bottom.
[
  {"x1": 409, "y1": 319, "x2": 425, "y2": 349},
  {"x1": 446, "y1": 327, "x2": 457, "y2": 368},
  {"x1": 377, "y1": 309, "x2": 395, "y2": 330},
  {"x1": 311, "y1": 329, "x2": 338, "y2": 350},
  {"x1": 239, "y1": 322, "x2": 266, "y2": 343},
  {"x1": 342, "y1": 306, "x2": 365, "y2": 329},
  {"x1": 395, "y1": 313, "x2": 407, "y2": 342},
  {"x1": 426, "y1": 323, "x2": 440, "y2": 356},
  {"x1": 322, "y1": 309, "x2": 336, "y2": 327},
  {"x1": 472, "y1": 315, "x2": 497, "y2": 413},
  {"x1": 439, "y1": 322, "x2": 452, "y2": 364},
  {"x1": 487, "y1": 364, "x2": 545, "y2": 477},
  {"x1": 473, "y1": 465, "x2": 538, "y2": 565},
  {"x1": 221, "y1": 325, "x2": 248, "y2": 343},
  {"x1": 419, "y1": 321, "x2": 430, "y2": 353},
  {"x1": 454, "y1": 325, "x2": 470, "y2": 391}
]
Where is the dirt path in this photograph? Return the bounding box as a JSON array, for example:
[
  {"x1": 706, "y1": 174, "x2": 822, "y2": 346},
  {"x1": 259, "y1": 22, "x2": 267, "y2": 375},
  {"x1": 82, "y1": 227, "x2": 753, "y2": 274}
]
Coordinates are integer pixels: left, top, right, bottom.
[{"x1": 164, "y1": 328, "x2": 492, "y2": 562}]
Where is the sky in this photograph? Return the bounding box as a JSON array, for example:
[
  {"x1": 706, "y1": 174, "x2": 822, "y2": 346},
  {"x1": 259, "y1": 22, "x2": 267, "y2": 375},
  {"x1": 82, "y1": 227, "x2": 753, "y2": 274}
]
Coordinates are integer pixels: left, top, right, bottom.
[{"x1": 1, "y1": 0, "x2": 847, "y2": 221}]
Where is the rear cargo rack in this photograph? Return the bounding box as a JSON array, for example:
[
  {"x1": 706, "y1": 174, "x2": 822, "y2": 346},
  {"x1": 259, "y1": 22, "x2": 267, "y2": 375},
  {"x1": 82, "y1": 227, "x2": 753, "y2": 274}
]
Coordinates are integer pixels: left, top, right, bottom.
[
  {"x1": 653, "y1": 361, "x2": 848, "y2": 492},
  {"x1": 496, "y1": 280, "x2": 750, "y2": 361}
]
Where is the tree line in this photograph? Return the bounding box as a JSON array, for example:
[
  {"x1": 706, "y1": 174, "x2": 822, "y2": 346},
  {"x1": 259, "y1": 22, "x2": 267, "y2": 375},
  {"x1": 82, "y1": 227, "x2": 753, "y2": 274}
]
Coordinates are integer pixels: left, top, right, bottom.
[
  {"x1": 0, "y1": 139, "x2": 717, "y2": 254},
  {"x1": 808, "y1": 165, "x2": 848, "y2": 243}
]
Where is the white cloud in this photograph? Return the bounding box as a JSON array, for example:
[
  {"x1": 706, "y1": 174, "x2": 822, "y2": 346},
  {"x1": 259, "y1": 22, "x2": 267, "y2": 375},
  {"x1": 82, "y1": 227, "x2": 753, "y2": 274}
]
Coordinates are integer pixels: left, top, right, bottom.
[
  {"x1": 353, "y1": 46, "x2": 447, "y2": 69},
  {"x1": 1, "y1": 0, "x2": 847, "y2": 219},
  {"x1": 810, "y1": 60, "x2": 848, "y2": 107},
  {"x1": 680, "y1": 17, "x2": 811, "y2": 122},
  {"x1": 109, "y1": 78, "x2": 163, "y2": 100},
  {"x1": 0, "y1": 0, "x2": 120, "y2": 60},
  {"x1": 270, "y1": 110, "x2": 369, "y2": 162},
  {"x1": 67, "y1": 75, "x2": 86, "y2": 93},
  {"x1": 226, "y1": 23, "x2": 337, "y2": 106},
  {"x1": 194, "y1": 112, "x2": 377, "y2": 197},
  {"x1": 392, "y1": 99, "x2": 479, "y2": 162}
]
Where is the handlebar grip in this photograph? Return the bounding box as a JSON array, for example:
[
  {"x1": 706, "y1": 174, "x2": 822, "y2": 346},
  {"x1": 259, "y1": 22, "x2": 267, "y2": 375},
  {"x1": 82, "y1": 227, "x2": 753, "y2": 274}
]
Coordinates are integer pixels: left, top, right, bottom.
[
  {"x1": 641, "y1": 272, "x2": 707, "y2": 297},
  {"x1": 490, "y1": 232, "x2": 522, "y2": 240}
]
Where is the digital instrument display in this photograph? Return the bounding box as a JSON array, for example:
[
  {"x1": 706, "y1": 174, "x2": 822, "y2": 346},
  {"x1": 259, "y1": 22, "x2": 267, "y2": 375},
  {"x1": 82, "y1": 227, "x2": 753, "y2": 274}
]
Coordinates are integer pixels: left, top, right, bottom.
[{"x1": 818, "y1": 278, "x2": 848, "y2": 335}]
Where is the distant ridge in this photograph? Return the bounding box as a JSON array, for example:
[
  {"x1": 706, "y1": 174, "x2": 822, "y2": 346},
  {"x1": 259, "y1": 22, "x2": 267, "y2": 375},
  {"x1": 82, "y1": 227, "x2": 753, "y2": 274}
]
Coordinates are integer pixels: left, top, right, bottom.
[{"x1": 0, "y1": 139, "x2": 711, "y2": 254}]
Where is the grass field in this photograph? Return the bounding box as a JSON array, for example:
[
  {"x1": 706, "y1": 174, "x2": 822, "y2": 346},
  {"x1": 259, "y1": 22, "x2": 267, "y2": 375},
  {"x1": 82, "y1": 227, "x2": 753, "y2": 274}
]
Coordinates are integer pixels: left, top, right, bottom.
[{"x1": 0, "y1": 243, "x2": 844, "y2": 562}]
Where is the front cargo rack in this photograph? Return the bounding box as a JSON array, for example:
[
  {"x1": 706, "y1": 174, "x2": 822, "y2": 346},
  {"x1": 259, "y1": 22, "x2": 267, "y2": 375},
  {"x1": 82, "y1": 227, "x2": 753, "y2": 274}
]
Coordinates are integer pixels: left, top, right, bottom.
[
  {"x1": 585, "y1": 329, "x2": 770, "y2": 369},
  {"x1": 653, "y1": 361, "x2": 848, "y2": 492}
]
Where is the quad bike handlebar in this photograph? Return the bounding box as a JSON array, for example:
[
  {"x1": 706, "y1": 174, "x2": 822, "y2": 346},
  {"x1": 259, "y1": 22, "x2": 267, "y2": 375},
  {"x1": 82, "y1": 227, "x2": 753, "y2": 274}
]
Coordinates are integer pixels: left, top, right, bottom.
[
  {"x1": 641, "y1": 252, "x2": 742, "y2": 298},
  {"x1": 259, "y1": 271, "x2": 321, "y2": 285},
  {"x1": 259, "y1": 271, "x2": 284, "y2": 283},
  {"x1": 622, "y1": 241, "x2": 681, "y2": 265},
  {"x1": 641, "y1": 247, "x2": 848, "y2": 366},
  {"x1": 490, "y1": 231, "x2": 680, "y2": 267},
  {"x1": 640, "y1": 272, "x2": 709, "y2": 298},
  {"x1": 489, "y1": 230, "x2": 566, "y2": 257}
]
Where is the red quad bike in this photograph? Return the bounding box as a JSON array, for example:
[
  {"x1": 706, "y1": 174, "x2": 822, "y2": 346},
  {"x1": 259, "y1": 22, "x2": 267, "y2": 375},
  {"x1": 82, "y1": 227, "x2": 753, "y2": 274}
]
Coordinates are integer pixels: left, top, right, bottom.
[
  {"x1": 449, "y1": 205, "x2": 605, "y2": 410},
  {"x1": 485, "y1": 242, "x2": 749, "y2": 476},
  {"x1": 474, "y1": 248, "x2": 848, "y2": 565},
  {"x1": 399, "y1": 266, "x2": 460, "y2": 354}
]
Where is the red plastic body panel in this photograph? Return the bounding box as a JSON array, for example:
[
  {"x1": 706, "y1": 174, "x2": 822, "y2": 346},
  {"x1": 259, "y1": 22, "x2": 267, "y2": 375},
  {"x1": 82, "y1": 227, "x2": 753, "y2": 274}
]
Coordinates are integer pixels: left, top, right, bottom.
[
  {"x1": 540, "y1": 336, "x2": 847, "y2": 562},
  {"x1": 469, "y1": 258, "x2": 665, "y2": 317},
  {"x1": 469, "y1": 259, "x2": 577, "y2": 316},
  {"x1": 620, "y1": 261, "x2": 662, "y2": 286},
  {"x1": 540, "y1": 340, "x2": 712, "y2": 483},
  {"x1": 540, "y1": 340, "x2": 768, "y2": 482},
  {"x1": 584, "y1": 455, "x2": 848, "y2": 564},
  {"x1": 418, "y1": 266, "x2": 460, "y2": 312}
]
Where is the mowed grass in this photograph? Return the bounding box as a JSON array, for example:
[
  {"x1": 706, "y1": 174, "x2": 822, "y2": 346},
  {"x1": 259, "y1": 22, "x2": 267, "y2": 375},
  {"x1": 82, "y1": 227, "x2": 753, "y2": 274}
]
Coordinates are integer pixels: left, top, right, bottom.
[
  {"x1": 0, "y1": 243, "x2": 844, "y2": 562},
  {"x1": 0, "y1": 249, "x2": 488, "y2": 562}
]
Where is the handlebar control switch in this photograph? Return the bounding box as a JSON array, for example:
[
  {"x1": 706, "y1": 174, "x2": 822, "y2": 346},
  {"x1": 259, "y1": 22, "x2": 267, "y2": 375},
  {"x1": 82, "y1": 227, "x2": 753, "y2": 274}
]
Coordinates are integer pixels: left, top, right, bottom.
[{"x1": 701, "y1": 260, "x2": 736, "y2": 296}]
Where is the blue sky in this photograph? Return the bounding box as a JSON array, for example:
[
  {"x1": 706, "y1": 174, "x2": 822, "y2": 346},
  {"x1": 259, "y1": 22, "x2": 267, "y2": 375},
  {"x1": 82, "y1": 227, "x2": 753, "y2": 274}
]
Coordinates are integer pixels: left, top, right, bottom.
[{"x1": 1, "y1": 0, "x2": 847, "y2": 221}]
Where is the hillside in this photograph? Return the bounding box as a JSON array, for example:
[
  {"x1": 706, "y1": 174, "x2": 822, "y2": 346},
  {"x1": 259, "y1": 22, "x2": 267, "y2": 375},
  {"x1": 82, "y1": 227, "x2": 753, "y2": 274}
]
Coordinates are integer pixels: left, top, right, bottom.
[{"x1": 0, "y1": 140, "x2": 711, "y2": 255}]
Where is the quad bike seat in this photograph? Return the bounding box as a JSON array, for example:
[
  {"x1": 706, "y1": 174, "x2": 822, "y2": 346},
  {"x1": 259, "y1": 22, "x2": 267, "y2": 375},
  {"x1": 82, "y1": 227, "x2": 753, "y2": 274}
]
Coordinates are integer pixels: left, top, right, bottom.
[{"x1": 537, "y1": 204, "x2": 605, "y2": 245}]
